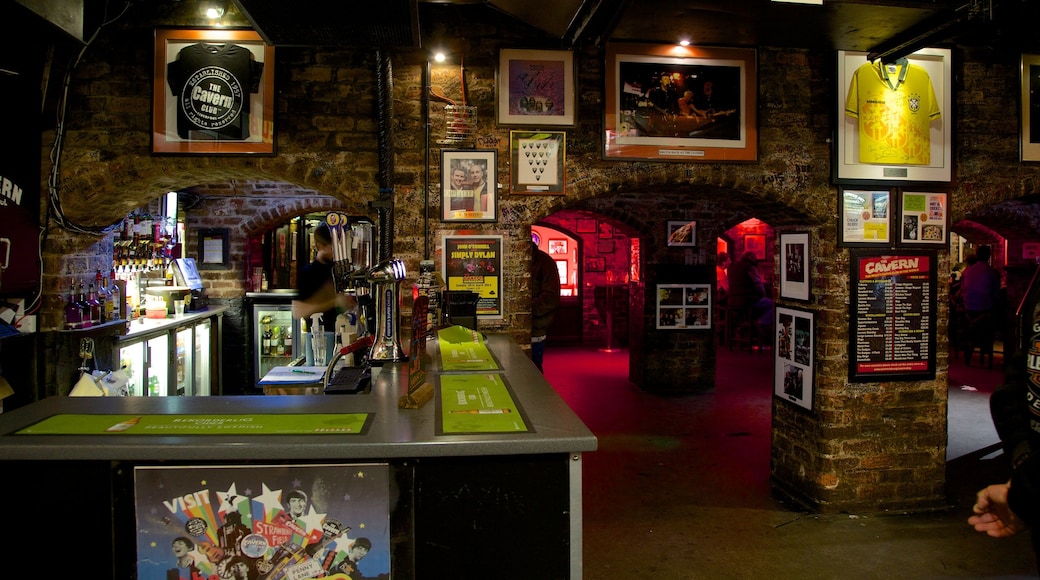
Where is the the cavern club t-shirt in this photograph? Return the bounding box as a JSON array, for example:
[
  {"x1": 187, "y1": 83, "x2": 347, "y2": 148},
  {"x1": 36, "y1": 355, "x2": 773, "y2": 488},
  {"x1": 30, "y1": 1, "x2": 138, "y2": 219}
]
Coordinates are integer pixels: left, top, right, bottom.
[{"x1": 166, "y1": 42, "x2": 264, "y2": 140}]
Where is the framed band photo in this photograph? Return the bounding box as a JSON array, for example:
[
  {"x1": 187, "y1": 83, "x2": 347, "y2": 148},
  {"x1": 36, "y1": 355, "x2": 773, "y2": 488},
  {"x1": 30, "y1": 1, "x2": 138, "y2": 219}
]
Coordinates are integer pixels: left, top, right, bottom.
[
  {"x1": 839, "y1": 187, "x2": 893, "y2": 247},
  {"x1": 779, "y1": 231, "x2": 811, "y2": 302},
  {"x1": 153, "y1": 28, "x2": 275, "y2": 155},
  {"x1": 604, "y1": 42, "x2": 757, "y2": 162},
  {"x1": 835, "y1": 48, "x2": 952, "y2": 184},
  {"x1": 509, "y1": 131, "x2": 566, "y2": 195},
  {"x1": 656, "y1": 283, "x2": 711, "y2": 330},
  {"x1": 774, "y1": 306, "x2": 815, "y2": 413},
  {"x1": 898, "y1": 190, "x2": 949, "y2": 246},
  {"x1": 441, "y1": 149, "x2": 498, "y2": 222},
  {"x1": 1020, "y1": 54, "x2": 1040, "y2": 162},
  {"x1": 497, "y1": 48, "x2": 575, "y2": 127}
]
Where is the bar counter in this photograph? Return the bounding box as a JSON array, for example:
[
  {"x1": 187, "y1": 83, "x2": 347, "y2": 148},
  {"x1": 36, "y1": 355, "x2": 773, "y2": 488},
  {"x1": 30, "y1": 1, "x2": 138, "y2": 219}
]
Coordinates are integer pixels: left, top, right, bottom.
[{"x1": 0, "y1": 333, "x2": 596, "y2": 579}]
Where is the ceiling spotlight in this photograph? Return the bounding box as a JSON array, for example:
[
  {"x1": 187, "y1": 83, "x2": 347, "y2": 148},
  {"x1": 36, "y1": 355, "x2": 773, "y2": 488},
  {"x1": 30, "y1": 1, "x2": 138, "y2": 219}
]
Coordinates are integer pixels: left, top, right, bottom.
[
  {"x1": 202, "y1": 0, "x2": 227, "y2": 19},
  {"x1": 434, "y1": 52, "x2": 447, "y2": 63},
  {"x1": 679, "y1": 39, "x2": 690, "y2": 47}
]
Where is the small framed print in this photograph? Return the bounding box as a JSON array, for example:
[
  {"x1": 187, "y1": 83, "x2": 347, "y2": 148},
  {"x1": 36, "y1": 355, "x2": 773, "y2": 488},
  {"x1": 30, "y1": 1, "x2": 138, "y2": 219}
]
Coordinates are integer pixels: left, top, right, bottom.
[
  {"x1": 497, "y1": 48, "x2": 576, "y2": 127},
  {"x1": 666, "y1": 220, "x2": 697, "y2": 247},
  {"x1": 510, "y1": 131, "x2": 566, "y2": 194},
  {"x1": 775, "y1": 306, "x2": 815, "y2": 413},
  {"x1": 835, "y1": 48, "x2": 952, "y2": 183},
  {"x1": 153, "y1": 29, "x2": 275, "y2": 155},
  {"x1": 548, "y1": 239, "x2": 568, "y2": 254},
  {"x1": 656, "y1": 283, "x2": 711, "y2": 330},
  {"x1": 839, "y1": 187, "x2": 892, "y2": 246},
  {"x1": 441, "y1": 149, "x2": 497, "y2": 222},
  {"x1": 586, "y1": 256, "x2": 606, "y2": 272},
  {"x1": 197, "y1": 228, "x2": 229, "y2": 269},
  {"x1": 779, "y1": 231, "x2": 811, "y2": 302},
  {"x1": 898, "y1": 190, "x2": 948, "y2": 246},
  {"x1": 1022, "y1": 54, "x2": 1040, "y2": 162}
]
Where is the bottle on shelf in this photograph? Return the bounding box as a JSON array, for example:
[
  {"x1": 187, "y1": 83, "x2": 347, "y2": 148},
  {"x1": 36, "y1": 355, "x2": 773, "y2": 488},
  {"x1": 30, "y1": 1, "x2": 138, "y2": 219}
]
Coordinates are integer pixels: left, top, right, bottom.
[
  {"x1": 284, "y1": 328, "x2": 293, "y2": 357},
  {"x1": 77, "y1": 282, "x2": 91, "y2": 328},
  {"x1": 109, "y1": 268, "x2": 122, "y2": 320},
  {"x1": 64, "y1": 284, "x2": 82, "y2": 329},
  {"x1": 273, "y1": 326, "x2": 285, "y2": 356},
  {"x1": 87, "y1": 282, "x2": 101, "y2": 325},
  {"x1": 262, "y1": 325, "x2": 272, "y2": 355},
  {"x1": 95, "y1": 270, "x2": 109, "y2": 323}
]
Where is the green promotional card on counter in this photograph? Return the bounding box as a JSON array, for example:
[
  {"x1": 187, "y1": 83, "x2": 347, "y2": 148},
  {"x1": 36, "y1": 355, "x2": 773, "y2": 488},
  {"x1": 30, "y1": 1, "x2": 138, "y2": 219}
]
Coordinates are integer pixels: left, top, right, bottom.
[
  {"x1": 436, "y1": 325, "x2": 501, "y2": 371},
  {"x1": 437, "y1": 373, "x2": 530, "y2": 434},
  {"x1": 16, "y1": 413, "x2": 370, "y2": 435}
]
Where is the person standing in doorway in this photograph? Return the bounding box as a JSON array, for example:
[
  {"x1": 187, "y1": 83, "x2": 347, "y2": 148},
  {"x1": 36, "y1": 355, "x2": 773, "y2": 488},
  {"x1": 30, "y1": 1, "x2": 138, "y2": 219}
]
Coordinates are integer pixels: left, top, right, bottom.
[
  {"x1": 292, "y1": 222, "x2": 353, "y2": 365},
  {"x1": 727, "y1": 251, "x2": 774, "y2": 331},
  {"x1": 957, "y1": 245, "x2": 1001, "y2": 366},
  {"x1": 530, "y1": 240, "x2": 560, "y2": 372}
]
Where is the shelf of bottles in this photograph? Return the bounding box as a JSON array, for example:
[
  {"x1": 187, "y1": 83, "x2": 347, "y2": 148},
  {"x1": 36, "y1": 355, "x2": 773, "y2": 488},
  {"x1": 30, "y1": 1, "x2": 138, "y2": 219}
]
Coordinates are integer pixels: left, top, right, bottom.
[{"x1": 62, "y1": 268, "x2": 124, "y2": 331}]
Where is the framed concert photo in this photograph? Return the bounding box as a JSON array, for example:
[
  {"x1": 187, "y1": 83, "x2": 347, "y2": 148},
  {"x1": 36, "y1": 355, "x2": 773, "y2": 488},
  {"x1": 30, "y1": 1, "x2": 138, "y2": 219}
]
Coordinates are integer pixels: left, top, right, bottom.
[
  {"x1": 509, "y1": 131, "x2": 566, "y2": 194},
  {"x1": 497, "y1": 48, "x2": 576, "y2": 127},
  {"x1": 779, "y1": 231, "x2": 811, "y2": 302},
  {"x1": 153, "y1": 28, "x2": 275, "y2": 155},
  {"x1": 774, "y1": 306, "x2": 815, "y2": 413},
  {"x1": 835, "y1": 48, "x2": 952, "y2": 184},
  {"x1": 441, "y1": 149, "x2": 498, "y2": 222},
  {"x1": 603, "y1": 42, "x2": 757, "y2": 162}
]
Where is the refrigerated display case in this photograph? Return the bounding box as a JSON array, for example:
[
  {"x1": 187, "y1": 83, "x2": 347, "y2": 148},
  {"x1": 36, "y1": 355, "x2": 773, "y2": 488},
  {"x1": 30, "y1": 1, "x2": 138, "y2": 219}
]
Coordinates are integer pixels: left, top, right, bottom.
[
  {"x1": 114, "y1": 307, "x2": 225, "y2": 396},
  {"x1": 246, "y1": 292, "x2": 302, "y2": 387}
]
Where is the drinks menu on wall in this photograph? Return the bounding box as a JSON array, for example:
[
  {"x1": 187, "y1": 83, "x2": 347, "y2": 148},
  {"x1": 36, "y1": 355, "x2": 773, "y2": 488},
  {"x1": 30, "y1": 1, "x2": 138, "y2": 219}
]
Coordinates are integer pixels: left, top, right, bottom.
[{"x1": 849, "y1": 250, "x2": 937, "y2": 382}]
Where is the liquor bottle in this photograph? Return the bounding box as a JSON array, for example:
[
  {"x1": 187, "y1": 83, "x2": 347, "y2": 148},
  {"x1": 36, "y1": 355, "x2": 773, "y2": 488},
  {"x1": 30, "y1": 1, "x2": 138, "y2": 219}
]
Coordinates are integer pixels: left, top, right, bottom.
[
  {"x1": 284, "y1": 328, "x2": 293, "y2": 357},
  {"x1": 77, "y1": 282, "x2": 91, "y2": 328},
  {"x1": 95, "y1": 270, "x2": 108, "y2": 323},
  {"x1": 64, "y1": 284, "x2": 82, "y2": 329},
  {"x1": 262, "y1": 325, "x2": 272, "y2": 355},
  {"x1": 109, "y1": 269, "x2": 122, "y2": 320},
  {"x1": 87, "y1": 283, "x2": 101, "y2": 324}
]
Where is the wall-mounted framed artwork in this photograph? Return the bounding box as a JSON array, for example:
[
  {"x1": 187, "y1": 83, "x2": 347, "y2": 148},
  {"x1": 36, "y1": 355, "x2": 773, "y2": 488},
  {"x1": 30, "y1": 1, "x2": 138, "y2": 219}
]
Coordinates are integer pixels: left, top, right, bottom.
[
  {"x1": 603, "y1": 42, "x2": 757, "y2": 162},
  {"x1": 835, "y1": 48, "x2": 952, "y2": 184},
  {"x1": 441, "y1": 149, "x2": 497, "y2": 222},
  {"x1": 666, "y1": 220, "x2": 697, "y2": 247},
  {"x1": 496, "y1": 48, "x2": 576, "y2": 127},
  {"x1": 1021, "y1": 54, "x2": 1040, "y2": 162},
  {"x1": 656, "y1": 283, "x2": 712, "y2": 330},
  {"x1": 598, "y1": 222, "x2": 613, "y2": 239},
  {"x1": 197, "y1": 228, "x2": 229, "y2": 269},
  {"x1": 779, "y1": 231, "x2": 811, "y2": 302},
  {"x1": 586, "y1": 256, "x2": 606, "y2": 272},
  {"x1": 744, "y1": 233, "x2": 766, "y2": 261},
  {"x1": 548, "y1": 239, "x2": 568, "y2": 254},
  {"x1": 839, "y1": 187, "x2": 893, "y2": 246},
  {"x1": 898, "y1": 190, "x2": 949, "y2": 246},
  {"x1": 774, "y1": 306, "x2": 815, "y2": 413},
  {"x1": 509, "y1": 131, "x2": 566, "y2": 194},
  {"x1": 441, "y1": 234, "x2": 504, "y2": 319},
  {"x1": 153, "y1": 29, "x2": 275, "y2": 155}
]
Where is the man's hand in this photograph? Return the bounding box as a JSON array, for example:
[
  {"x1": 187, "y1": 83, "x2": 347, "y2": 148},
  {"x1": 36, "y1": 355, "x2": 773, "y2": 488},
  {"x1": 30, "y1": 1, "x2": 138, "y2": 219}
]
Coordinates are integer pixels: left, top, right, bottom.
[{"x1": 968, "y1": 482, "x2": 1028, "y2": 538}]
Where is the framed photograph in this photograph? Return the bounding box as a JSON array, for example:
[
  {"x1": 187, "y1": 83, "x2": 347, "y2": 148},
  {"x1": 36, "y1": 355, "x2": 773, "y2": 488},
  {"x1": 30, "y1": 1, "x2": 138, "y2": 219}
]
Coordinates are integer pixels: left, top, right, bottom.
[
  {"x1": 598, "y1": 222, "x2": 613, "y2": 239},
  {"x1": 548, "y1": 239, "x2": 568, "y2": 254},
  {"x1": 774, "y1": 306, "x2": 815, "y2": 413},
  {"x1": 197, "y1": 228, "x2": 229, "y2": 269},
  {"x1": 153, "y1": 28, "x2": 275, "y2": 155},
  {"x1": 576, "y1": 218, "x2": 597, "y2": 233},
  {"x1": 835, "y1": 48, "x2": 952, "y2": 183},
  {"x1": 839, "y1": 187, "x2": 893, "y2": 246},
  {"x1": 779, "y1": 231, "x2": 811, "y2": 302},
  {"x1": 441, "y1": 149, "x2": 498, "y2": 222},
  {"x1": 497, "y1": 48, "x2": 576, "y2": 127},
  {"x1": 744, "y1": 234, "x2": 766, "y2": 261},
  {"x1": 656, "y1": 283, "x2": 712, "y2": 330},
  {"x1": 898, "y1": 190, "x2": 949, "y2": 246},
  {"x1": 510, "y1": 131, "x2": 566, "y2": 194},
  {"x1": 1021, "y1": 54, "x2": 1040, "y2": 162},
  {"x1": 604, "y1": 42, "x2": 757, "y2": 162},
  {"x1": 586, "y1": 256, "x2": 606, "y2": 272},
  {"x1": 666, "y1": 220, "x2": 697, "y2": 247}
]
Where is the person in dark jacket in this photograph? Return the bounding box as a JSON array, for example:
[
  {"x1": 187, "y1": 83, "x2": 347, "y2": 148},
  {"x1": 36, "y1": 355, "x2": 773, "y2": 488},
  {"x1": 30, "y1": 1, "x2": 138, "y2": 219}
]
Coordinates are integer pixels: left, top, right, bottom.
[
  {"x1": 727, "y1": 251, "x2": 774, "y2": 328},
  {"x1": 530, "y1": 241, "x2": 561, "y2": 372}
]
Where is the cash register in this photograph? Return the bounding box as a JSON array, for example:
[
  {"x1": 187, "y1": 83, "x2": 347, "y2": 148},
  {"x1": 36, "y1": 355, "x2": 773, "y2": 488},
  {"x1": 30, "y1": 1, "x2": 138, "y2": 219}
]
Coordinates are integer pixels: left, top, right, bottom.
[{"x1": 171, "y1": 257, "x2": 208, "y2": 311}]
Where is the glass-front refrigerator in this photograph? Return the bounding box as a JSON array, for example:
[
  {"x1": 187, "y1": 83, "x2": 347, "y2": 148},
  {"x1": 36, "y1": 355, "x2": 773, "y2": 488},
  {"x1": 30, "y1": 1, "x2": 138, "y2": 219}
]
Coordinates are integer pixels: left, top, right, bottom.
[
  {"x1": 247, "y1": 293, "x2": 302, "y2": 387},
  {"x1": 118, "y1": 332, "x2": 170, "y2": 396}
]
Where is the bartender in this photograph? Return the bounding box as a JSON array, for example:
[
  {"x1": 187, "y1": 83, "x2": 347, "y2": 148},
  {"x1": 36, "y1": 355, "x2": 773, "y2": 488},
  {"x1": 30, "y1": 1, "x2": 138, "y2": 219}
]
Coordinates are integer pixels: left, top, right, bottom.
[{"x1": 292, "y1": 222, "x2": 354, "y2": 365}]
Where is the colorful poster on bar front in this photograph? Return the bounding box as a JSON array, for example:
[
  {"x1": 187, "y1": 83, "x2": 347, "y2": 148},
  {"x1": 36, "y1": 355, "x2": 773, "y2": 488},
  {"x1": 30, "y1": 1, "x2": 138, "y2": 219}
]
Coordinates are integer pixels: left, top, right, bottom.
[
  {"x1": 135, "y1": 463, "x2": 390, "y2": 580},
  {"x1": 441, "y1": 234, "x2": 504, "y2": 318},
  {"x1": 438, "y1": 373, "x2": 529, "y2": 434}
]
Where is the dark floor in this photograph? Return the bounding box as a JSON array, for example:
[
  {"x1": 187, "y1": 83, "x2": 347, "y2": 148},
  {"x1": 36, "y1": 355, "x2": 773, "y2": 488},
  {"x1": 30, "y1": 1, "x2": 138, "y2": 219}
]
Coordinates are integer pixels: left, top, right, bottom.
[{"x1": 542, "y1": 342, "x2": 1038, "y2": 579}]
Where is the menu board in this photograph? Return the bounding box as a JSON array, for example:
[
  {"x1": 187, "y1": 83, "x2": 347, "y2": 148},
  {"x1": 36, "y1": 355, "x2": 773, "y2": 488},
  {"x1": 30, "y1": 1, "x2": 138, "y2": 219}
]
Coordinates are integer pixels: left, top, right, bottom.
[{"x1": 849, "y1": 249, "x2": 937, "y2": 382}]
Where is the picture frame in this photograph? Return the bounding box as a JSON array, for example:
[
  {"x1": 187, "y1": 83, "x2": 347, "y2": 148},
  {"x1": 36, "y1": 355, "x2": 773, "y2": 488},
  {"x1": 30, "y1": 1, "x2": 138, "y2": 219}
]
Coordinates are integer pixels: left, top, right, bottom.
[
  {"x1": 548, "y1": 239, "x2": 568, "y2": 254},
  {"x1": 598, "y1": 222, "x2": 613, "y2": 239},
  {"x1": 153, "y1": 28, "x2": 275, "y2": 155},
  {"x1": 496, "y1": 48, "x2": 576, "y2": 127},
  {"x1": 779, "y1": 231, "x2": 811, "y2": 302},
  {"x1": 603, "y1": 42, "x2": 758, "y2": 162},
  {"x1": 666, "y1": 220, "x2": 697, "y2": 247},
  {"x1": 197, "y1": 228, "x2": 229, "y2": 269},
  {"x1": 576, "y1": 218, "x2": 597, "y2": 233},
  {"x1": 839, "y1": 187, "x2": 893, "y2": 246},
  {"x1": 656, "y1": 283, "x2": 712, "y2": 330},
  {"x1": 441, "y1": 149, "x2": 498, "y2": 222},
  {"x1": 441, "y1": 234, "x2": 505, "y2": 319},
  {"x1": 586, "y1": 256, "x2": 606, "y2": 272},
  {"x1": 835, "y1": 48, "x2": 952, "y2": 184},
  {"x1": 1020, "y1": 54, "x2": 1040, "y2": 162},
  {"x1": 744, "y1": 234, "x2": 766, "y2": 261},
  {"x1": 898, "y1": 190, "x2": 949, "y2": 246},
  {"x1": 509, "y1": 131, "x2": 566, "y2": 194},
  {"x1": 774, "y1": 305, "x2": 815, "y2": 413}
]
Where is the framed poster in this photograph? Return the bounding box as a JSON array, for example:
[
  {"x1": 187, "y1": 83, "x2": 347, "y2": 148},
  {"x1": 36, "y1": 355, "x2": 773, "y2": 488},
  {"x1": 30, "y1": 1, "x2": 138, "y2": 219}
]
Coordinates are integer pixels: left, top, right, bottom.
[
  {"x1": 1021, "y1": 54, "x2": 1040, "y2": 162},
  {"x1": 604, "y1": 42, "x2": 757, "y2": 162},
  {"x1": 839, "y1": 188, "x2": 892, "y2": 246},
  {"x1": 496, "y1": 48, "x2": 576, "y2": 127},
  {"x1": 835, "y1": 48, "x2": 952, "y2": 183},
  {"x1": 153, "y1": 28, "x2": 275, "y2": 155},
  {"x1": 548, "y1": 239, "x2": 568, "y2": 254},
  {"x1": 510, "y1": 131, "x2": 566, "y2": 194},
  {"x1": 197, "y1": 228, "x2": 229, "y2": 269},
  {"x1": 441, "y1": 234, "x2": 504, "y2": 319},
  {"x1": 898, "y1": 190, "x2": 948, "y2": 245},
  {"x1": 666, "y1": 220, "x2": 697, "y2": 247},
  {"x1": 441, "y1": 149, "x2": 498, "y2": 222},
  {"x1": 775, "y1": 306, "x2": 815, "y2": 412},
  {"x1": 656, "y1": 283, "x2": 711, "y2": 330},
  {"x1": 779, "y1": 231, "x2": 811, "y2": 302},
  {"x1": 849, "y1": 249, "x2": 937, "y2": 382}
]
